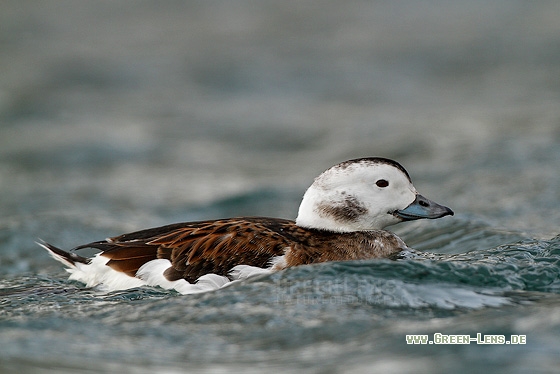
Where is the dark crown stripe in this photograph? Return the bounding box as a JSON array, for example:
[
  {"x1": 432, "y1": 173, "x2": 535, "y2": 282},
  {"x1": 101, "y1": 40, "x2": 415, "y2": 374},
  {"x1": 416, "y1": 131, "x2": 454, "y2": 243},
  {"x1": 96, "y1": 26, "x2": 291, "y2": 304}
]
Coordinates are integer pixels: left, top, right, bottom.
[{"x1": 336, "y1": 157, "x2": 411, "y2": 182}]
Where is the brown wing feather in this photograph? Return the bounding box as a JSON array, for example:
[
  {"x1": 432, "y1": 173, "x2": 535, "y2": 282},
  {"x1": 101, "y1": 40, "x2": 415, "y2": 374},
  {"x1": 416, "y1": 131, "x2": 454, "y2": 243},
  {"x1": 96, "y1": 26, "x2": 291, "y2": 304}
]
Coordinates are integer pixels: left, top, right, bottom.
[
  {"x1": 147, "y1": 218, "x2": 294, "y2": 283},
  {"x1": 102, "y1": 244, "x2": 158, "y2": 277},
  {"x1": 91, "y1": 217, "x2": 297, "y2": 283}
]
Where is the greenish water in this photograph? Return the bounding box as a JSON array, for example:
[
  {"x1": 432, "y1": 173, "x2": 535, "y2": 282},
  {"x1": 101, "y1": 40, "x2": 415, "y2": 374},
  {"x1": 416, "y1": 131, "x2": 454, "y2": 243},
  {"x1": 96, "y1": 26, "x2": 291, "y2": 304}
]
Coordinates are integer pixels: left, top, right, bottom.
[
  {"x1": 1, "y1": 1, "x2": 560, "y2": 373},
  {"x1": 2, "y1": 229, "x2": 560, "y2": 373}
]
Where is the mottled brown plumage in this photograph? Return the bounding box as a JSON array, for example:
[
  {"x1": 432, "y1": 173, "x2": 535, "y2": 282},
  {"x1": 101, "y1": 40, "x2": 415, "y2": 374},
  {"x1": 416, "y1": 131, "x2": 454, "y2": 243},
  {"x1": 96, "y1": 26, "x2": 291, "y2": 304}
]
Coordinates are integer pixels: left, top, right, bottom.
[{"x1": 76, "y1": 217, "x2": 405, "y2": 283}]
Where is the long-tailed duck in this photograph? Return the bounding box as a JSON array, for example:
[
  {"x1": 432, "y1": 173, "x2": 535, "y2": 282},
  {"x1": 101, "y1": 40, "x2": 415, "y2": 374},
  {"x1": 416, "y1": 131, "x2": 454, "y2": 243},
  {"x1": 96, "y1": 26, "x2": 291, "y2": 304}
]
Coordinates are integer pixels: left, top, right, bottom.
[{"x1": 39, "y1": 157, "x2": 453, "y2": 294}]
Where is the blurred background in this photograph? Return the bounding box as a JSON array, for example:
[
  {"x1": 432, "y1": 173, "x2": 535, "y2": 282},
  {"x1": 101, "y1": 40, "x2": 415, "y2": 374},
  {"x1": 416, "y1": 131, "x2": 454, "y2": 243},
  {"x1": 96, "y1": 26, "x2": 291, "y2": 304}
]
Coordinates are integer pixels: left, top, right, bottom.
[
  {"x1": 1, "y1": 1, "x2": 559, "y2": 243},
  {"x1": 1, "y1": 2, "x2": 560, "y2": 373}
]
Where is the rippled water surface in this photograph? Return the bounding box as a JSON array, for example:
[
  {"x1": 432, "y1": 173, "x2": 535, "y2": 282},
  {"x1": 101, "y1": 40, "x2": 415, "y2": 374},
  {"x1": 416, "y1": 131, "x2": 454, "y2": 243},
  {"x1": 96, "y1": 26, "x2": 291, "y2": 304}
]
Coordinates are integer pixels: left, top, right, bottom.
[{"x1": 1, "y1": 1, "x2": 560, "y2": 373}]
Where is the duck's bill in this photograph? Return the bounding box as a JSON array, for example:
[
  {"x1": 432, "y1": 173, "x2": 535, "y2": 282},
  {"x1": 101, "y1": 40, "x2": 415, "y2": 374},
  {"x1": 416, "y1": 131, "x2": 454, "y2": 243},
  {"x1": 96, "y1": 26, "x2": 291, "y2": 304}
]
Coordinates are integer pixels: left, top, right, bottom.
[{"x1": 394, "y1": 194, "x2": 454, "y2": 221}]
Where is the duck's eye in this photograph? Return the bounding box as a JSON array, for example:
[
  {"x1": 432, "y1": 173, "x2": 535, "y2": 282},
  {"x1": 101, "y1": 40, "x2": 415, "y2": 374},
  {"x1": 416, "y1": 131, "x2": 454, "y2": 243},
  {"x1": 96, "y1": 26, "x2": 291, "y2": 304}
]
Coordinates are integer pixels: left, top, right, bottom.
[{"x1": 376, "y1": 179, "x2": 389, "y2": 188}]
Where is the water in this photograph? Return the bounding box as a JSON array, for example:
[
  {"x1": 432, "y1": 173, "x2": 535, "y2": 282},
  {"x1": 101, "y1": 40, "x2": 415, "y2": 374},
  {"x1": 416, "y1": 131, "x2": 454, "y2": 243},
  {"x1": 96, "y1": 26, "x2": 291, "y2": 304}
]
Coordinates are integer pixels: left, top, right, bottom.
[{"x1": 1, "y1": 1, "x2": 560, "y2": 373}]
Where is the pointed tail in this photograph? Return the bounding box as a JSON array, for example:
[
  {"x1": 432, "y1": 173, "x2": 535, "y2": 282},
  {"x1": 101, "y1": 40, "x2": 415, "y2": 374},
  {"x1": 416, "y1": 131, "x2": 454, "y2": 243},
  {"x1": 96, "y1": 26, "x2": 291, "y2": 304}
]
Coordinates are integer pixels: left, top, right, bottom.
[{"x1": 37, "y1": 240, "x2": 90, "y2": 268}]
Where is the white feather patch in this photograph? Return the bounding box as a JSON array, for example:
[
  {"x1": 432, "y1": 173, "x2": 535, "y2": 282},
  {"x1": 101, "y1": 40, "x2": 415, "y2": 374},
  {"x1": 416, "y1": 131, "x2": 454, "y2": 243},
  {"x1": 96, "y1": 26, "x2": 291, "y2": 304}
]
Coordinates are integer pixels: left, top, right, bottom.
[
  {"x1": 136, "y1": 259, "x2": 231, "y2": 294},
  {"x1": 43, "y1": 242, "x2": 276, "y2": 294},
  {"x1": 67, "y1": 254, "x2": 146, "y2": 291},
  {"x1": 270, "y1": 255, "x2": 287, "y2": 271},
  {"x1": 40, "y1": 241, "x2": 146, "y2": 290},
  {"x1": 228, "y1": 264, "x2": 273, "y2": 280}
]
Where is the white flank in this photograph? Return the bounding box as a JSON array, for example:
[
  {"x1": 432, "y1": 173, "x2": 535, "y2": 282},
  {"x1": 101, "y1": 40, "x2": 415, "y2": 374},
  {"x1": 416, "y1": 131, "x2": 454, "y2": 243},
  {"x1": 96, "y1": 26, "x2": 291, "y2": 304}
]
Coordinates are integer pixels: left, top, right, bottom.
[
  {"x1": 42, "y1": 240, "x2": 274, "y2": 294},
  {"x1": 137, "y1": 260, "x2": 273, "y2": 294},
  {"x1": 136, "y1": 259, "x2": 229, "y2": 294},
  {"x1": 46, "y1": 252, "x2": 147, "y2": 291},
  {"x1": 269, "y1": 255, "x2": 287, "y2": 271},
  {"x1": 40, "y1": 241, "x2": 146, "y2": 290},
  {"x1": 228, "y1": 264, "x2": 273, "y2": 279}
]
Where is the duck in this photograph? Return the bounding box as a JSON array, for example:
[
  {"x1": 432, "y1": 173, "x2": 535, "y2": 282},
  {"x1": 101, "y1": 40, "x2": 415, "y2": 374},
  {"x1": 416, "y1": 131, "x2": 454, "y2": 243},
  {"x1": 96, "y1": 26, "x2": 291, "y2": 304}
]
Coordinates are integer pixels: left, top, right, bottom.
[{"x1": 39, "y1": 157, "x2": 453, "y2": 294}]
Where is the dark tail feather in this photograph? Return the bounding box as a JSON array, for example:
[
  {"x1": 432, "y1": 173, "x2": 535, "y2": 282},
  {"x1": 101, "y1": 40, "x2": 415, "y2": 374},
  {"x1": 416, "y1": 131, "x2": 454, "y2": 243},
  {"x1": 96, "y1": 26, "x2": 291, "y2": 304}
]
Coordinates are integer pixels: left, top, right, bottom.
[{"x1": 37, "y1": 240, "x2": 90, "y2": 268}]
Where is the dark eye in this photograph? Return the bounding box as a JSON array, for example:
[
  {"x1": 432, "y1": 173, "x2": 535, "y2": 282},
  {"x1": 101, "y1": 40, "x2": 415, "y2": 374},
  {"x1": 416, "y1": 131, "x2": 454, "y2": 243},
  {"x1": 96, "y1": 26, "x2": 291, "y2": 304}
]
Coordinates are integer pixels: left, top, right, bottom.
[{"x1": 376, "y1": 179, "x2": 389, "y2": 188}]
